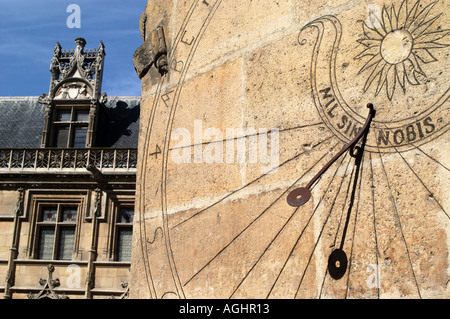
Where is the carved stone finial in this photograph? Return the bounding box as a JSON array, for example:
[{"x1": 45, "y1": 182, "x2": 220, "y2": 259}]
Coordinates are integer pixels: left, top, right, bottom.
[
  {"x1": 47, "y1": 37, "x2": 105, "y2": 101},
  {"x1": 27, "y1": 264, "x2": 69, "y2": 299},
  {"x1": 75, "y1": 37, "x2": 87, "y2": 49}
]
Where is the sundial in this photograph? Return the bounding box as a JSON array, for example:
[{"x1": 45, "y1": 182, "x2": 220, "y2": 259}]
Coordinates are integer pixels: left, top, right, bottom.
[{"x1": 131, "y1": 0, "x2": 449, "y2": 299}]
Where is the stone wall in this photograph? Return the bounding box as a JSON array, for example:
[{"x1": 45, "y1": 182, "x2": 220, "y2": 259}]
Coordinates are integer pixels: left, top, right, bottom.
[
  {"x1": 131, "y1": 0, "x2": 449, "y2": 298},
  {"x1": 0, "y1": 189, "x2": 132, "y2": 299}
]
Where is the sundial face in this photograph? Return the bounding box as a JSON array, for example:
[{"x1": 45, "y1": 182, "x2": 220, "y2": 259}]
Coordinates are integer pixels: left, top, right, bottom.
[{"x1": 131, "y1": 0, "x2": 449, "y2": 299}]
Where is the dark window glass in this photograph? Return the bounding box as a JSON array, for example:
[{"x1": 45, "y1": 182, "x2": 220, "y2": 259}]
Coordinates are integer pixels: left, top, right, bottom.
[
  {"x1": 75, "y1": 109, "x2": 89, "y2": 122},
  {"x1": 52, "y1": 107, "x2": 89, "y2": 148},
  {"x1": 57, "y1": 228, "x2": 75, "y2": 260},
  {"x1": 72, "y1": 127, "x2": 87, "y2": 148},
  {"x1": 119, "y1": 207, "x2": 134, "y2": 223},
  {"x1": 37, "y1": 205, "x2": 78, "y2": 261},
  {"x1": 57, "y1": 110, "x2": 71, "y2": 121},
  {"x1": 38, "y1": 227, "x2": 55, "y2": 260},
  {"x1": 55, "y1": 126, "x2": 69, "y2": 147},
  {"x1": 117, "y1": 228, "x2": 133, "y2": 261}
]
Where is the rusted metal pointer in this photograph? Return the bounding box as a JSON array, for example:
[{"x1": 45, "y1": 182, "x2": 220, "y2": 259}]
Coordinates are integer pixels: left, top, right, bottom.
[{"x1": 287, "y1": 103, "x2": 375, "y2": 207}]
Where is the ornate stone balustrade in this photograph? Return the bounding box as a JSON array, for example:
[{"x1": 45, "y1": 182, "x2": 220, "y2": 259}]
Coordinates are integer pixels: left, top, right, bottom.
[{"x1": 0, "y1": 148, "x2": 137, "y2": 172}]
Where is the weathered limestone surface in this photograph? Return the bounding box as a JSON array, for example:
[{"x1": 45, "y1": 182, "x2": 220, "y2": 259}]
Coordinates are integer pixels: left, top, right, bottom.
[{"x1": 131, "y1": 0, "x2": 449, "y2": 299}]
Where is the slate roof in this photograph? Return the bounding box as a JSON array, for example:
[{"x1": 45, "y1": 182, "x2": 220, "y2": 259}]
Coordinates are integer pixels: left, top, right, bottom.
[{"x1": 0, "y1": 96, "x2": 140, "y2": 149}]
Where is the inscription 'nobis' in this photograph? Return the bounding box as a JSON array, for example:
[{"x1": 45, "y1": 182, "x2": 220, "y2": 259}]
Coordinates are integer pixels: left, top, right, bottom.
[{"x1": 319, "y1": 87, "x2": 438, "y2": 150}]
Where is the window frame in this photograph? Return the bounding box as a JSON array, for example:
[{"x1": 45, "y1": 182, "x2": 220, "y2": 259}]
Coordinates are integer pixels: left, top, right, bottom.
[
  {"x1": 26, "y1": 192, "x2": 87, "y2": 261},
  {"x1": 106, "y1": 195, "x2": 135, "y2": 262},
  {"x1": 35, "y1": 203, "x2": 80, "y2": 261},
  {"x1": 114, "y1": 205, "x2": 134, "y2": 262},
  {"x1": 51, "y1": 106, "x2": 90, "y2": 148}
]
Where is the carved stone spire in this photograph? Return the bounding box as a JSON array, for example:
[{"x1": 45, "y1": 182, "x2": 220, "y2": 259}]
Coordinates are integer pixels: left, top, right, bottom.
[{"x1": 43, "y1": 38, "x2": 106, "y2": 102}]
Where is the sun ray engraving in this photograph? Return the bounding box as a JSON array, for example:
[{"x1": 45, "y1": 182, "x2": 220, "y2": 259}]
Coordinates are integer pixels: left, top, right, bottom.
[{"x1": 355, "y1": 0, "x2": 449, "y2": 100}]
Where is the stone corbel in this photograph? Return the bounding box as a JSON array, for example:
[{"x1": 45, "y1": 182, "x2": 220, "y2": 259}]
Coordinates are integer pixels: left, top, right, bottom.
[{"x1": 133, "y1": 14, "x2": 168, "y2": 79}]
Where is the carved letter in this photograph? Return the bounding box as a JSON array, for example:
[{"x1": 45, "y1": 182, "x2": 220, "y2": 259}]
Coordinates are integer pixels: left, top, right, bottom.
[{"x1": 66, "y1": 4, "x2": 81, "y2": 29}]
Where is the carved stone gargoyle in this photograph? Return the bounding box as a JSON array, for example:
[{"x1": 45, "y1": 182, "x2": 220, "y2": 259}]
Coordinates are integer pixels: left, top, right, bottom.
[{"x1": 133, "y1": 19, "x2": 168, "y2": 79}]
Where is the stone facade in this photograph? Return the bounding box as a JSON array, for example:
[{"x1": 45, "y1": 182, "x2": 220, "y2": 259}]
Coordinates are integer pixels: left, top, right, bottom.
[
  {"x1": 131, "y1": 0, "x2": 449, "y2": 298},
  {"x1": 0, "y1": 39, "x2": 139, "y2": 299}
]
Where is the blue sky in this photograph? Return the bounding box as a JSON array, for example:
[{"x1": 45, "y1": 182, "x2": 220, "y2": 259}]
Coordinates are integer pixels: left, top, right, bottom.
[{"x1": 0, "y1": 0, "x2": 146, "y2": 97}]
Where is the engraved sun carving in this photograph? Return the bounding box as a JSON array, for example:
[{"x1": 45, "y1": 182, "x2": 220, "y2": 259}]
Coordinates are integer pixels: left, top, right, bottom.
[{"x1": 355, "y1": 0, "x2": 449, "y2": 100}]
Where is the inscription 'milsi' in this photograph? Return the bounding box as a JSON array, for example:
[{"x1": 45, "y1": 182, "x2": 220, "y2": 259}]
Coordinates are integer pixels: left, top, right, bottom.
[
  {"x1": 319, "y1": 87, "x2": 363, "y2": 140},
  {"x1": 319, "y1": 87, "x2": 437, "y2": 148}
]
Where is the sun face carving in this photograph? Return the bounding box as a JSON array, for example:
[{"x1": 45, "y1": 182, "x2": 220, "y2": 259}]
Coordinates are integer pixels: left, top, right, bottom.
[{"x1": 355, "y1": 0, "x2": 449, "y2": 100}]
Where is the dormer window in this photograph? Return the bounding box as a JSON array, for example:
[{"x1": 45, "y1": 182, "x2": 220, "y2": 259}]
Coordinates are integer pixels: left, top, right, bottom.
[
  {"x1": 39, "y1": 38, "x2": 106, "y2": 149},
  {"x1": 52, "y1": 107, "x2": 89, "y2": 148}
]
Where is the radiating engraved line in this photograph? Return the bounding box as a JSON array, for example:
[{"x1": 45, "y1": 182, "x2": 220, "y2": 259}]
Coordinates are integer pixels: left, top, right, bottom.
[
  {"x1": 412, "y1": 142, "x2": 450, "y2": 172},
  {"x1": 376, "y1": 147, "x2": 422, "y2": 298},
  {"x1": 169, "y1": 122, "x2": 324, "y2": 151},
  {"x1": 317, "y1": 156, "x2": 355, "y2": 298},
  {"x1": 228, "y1": 204, "x2": 298, "y2": 298},
  {"x1": 382, "y1": 127, "x2": 449, "y2": 220},
  {"x1": 345, "y1": 152, "x2": 365, "y2": 299},
  {"x1": 369, "y1": 152, "x2": 381, "y2": 299},
  {"x1": 319, "y1": 141, "x2": 368, "y2": 298},
  {"x1": 293, "y1": 154, "x2": 353, "y2": 299},
  {"x1": 232, "y1": 149, "x2": 347, "y2": 298},
  {"x1": 332, "y1": 160, "x2": 355, "y2": 248},
  {"x1": 183, "y1": 140, "x2": 341, "y2": 287},
  {"x1": 172, "y1": 135, "x2": 335, "y2": 229},
  {"x1": 261, "y1": 151, "x2": 350, "y2": 298},
  {"x1": 380, "y1": 126, "x2": 450, "y2": 171},
  {"x1": 263, "y1": 151, "x2": 349, "y2": 298}
]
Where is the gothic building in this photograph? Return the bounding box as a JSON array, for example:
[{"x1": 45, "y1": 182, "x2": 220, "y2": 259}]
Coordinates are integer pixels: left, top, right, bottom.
[{"x1": 0, "y1": 38, "x2": 139, "y2": 299}]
